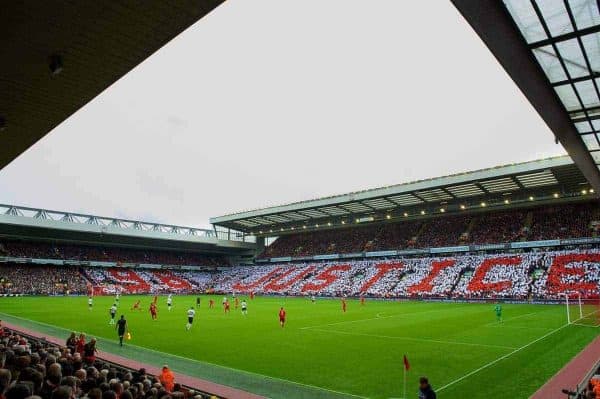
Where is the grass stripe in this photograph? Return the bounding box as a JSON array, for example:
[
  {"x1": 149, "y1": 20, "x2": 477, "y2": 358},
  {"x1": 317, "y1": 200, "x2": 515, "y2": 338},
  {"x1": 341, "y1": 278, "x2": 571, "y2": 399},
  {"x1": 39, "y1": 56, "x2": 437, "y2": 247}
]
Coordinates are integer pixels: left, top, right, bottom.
[{"x1": 305, "y1": 328, "x2": 517, "y2": 350}]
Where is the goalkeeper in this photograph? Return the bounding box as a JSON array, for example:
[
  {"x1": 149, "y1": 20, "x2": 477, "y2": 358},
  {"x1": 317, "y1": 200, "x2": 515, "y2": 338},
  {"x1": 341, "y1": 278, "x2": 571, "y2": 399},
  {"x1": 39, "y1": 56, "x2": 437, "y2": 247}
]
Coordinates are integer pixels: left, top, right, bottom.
[{"x1": 494, "y1": 303, "x2": 502, "y2": 322}]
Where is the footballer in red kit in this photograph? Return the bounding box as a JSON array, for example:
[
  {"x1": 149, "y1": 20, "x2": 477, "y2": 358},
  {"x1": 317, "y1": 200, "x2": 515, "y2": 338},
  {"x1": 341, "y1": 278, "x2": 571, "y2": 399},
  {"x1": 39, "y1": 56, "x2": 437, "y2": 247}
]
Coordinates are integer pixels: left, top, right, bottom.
[
  {"x1": 279, "y1": 307, "x2": 286, "y2": 328},
  {"x1": 150, "y1": 302, "x2": 158, "y2": 320}
]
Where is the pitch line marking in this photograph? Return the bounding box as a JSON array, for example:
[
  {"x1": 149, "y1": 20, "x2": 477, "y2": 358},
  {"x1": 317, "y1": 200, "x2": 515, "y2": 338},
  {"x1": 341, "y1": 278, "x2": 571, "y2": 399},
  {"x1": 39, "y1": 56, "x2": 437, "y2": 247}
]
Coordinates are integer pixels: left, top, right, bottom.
[
  {"x1": 0, "y1": 312, "x2": 369, "y2": 399},
  {"x1": 300, "y1": 306, "x2": 470, "y2": 330},
  {"x1": 437, "y1": 311, "x2": 600, "y2": 392},
  {"x1": 486, "y1": 325, "x2": 554, "y2": 331},
  {"x1": 572, "y1": 322, "x2": 600, "y2": 328},
  {"x1": 306, "y1": 328, "x2": 517, "y2": 350},
  {"x1": 436, "y1": 323, "x2": 569, "y2": 392},
  {"x1": 482, "y1": 311, "x2": 538, "y2": 328}
]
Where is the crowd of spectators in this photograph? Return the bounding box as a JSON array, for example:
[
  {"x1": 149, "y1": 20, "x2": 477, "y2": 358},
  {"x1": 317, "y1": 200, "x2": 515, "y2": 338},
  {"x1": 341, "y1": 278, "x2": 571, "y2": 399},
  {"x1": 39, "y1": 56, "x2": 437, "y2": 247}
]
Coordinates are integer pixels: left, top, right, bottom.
[
  {"x1": 0, "y1": 265, "x2": 88, "y2": 295},
  {"x1": 83, "y1": 269, "x2": 217, "y2": 295},
  {"x1": 261, "y1": 221, "x2": 423, "y2": 258},
  {"x1": 214, "y1": 249, "x2": 600, "y2": 299},
  {"x1": 261, "y1": 202, "x2": 597, "y2": 258},
  {"x1": 467, "y1": 210, "x2": 526, "y2": 244},
  {"x1": 2, "y1": 248, "x2": 600, "y2": 299},
  {"x1": 416, "y1": 216, "x2": 471, "y2": 248},
  {"x1": 0, "y1": 327, "x2": 220, "y2": 399},
  {"x1": 529, "y1": 203, "x2": 595, "y2": 240},
  {"x1": 0, "y1": 242, "x2": 225, "y2": 267}
]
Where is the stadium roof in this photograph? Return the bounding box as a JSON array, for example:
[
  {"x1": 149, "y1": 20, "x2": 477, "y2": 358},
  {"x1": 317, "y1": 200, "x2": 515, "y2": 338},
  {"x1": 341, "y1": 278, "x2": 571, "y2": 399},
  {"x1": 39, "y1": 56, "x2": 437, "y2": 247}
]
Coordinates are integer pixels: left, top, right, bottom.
[
  {"x1": 0, "y1": 204, "x2": 254, "y2": 254},
  {"x1": 0, "y1": 1, "x2": 223, "y2": 169},
  {"x1": 211, "y1": 155, "x2": 594, "y2": 235},
  {"x1": 452, "y1": 0, "x2": 600, "y2": 193}
]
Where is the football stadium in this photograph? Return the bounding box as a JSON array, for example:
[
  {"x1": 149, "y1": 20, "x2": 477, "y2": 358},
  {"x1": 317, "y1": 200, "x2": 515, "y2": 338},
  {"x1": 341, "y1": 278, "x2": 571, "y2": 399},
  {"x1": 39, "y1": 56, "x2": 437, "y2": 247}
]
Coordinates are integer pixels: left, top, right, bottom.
[{"x1": 4, "y1": 1, "x2": 600, "y2": 399}]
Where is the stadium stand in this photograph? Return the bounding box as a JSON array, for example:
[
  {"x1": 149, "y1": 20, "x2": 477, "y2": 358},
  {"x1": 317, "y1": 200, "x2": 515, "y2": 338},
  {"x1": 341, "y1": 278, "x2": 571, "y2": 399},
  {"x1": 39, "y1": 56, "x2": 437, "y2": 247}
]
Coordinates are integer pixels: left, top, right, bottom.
[
  {"x1": 2, "y1": 249, "x2": 600, "y2": 299},
  {"x1": 416, "y1": 215, "x2": 471, "y2": 248},
  {"x1": 260, "y1": 221, "x2": 423, "y2": 258},
  {"x1": 467, "y1": 210, "x2": 527, "y2": 244},
  {"x1": 215, "y1": 252, "x2": 572, "y2": 298},
  {"x1": 82, "y1": 269, "x2": 215, "y2": 296},
  {"x1": 259, "y1": 202, "x2": 598, "y2": 258},
  {"x1": 0, "y1": 265, "x2": 88, "y2": 295},
  {"x1": 1, "y1": 202, "x2": 600, "y2": 300},
  {"x1": 0, "y1": 326, "x2": 221, "y2": 399},
  {"x1": 529, "y1": 203, "x2": 596, "y2": 241},
  {"x1": 0, "y1": 241, "x2": 225, "y2": 267}
]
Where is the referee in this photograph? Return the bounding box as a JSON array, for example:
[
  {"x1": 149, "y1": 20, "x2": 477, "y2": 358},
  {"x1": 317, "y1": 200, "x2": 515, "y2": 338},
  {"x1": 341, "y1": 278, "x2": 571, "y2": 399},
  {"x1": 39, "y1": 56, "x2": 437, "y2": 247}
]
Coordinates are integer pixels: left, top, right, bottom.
[{"x1": 116, "y1": 315, "x2": 128, "y2": 347}]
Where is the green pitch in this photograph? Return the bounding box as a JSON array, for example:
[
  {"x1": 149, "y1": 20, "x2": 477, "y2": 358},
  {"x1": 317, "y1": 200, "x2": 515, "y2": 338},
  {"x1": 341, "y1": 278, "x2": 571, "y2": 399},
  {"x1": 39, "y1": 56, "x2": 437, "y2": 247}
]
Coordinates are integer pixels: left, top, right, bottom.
[{"x1": 0, "y1": 295, "x2": 597, "y2": 399}]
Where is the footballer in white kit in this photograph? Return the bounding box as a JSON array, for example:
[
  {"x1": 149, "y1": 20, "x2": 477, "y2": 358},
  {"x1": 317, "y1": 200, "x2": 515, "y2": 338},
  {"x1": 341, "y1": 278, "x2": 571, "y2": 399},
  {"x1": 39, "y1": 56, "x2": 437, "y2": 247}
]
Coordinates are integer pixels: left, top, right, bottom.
[
  {"x1": 167, "y1": 294, "x2": 173, "y2": 311},
  {"x1": 186, "y1": 307, "x2": 196, "y2": 330},
  {"x1": 241, "y1": 300, "x2": 248, "y2": 315},
  {"x1": 109, "y1": 304, "x2": 117, "y2": 325}
]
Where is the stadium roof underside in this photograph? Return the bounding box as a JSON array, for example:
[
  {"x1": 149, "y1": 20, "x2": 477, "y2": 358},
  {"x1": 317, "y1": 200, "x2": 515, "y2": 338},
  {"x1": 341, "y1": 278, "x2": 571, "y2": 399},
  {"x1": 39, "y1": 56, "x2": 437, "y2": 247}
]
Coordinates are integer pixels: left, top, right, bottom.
[
  {"x1": 0, "y1": 204, "x2": 255, "y2": 254},
  {"x1": 211, "y1": 156, "x2": 594, "y2": 236},
  {"x1": 0, "y1": 1, "x2": 224, "y2": 169},
  {"x1": 452, "y1": 0, "x2": 600, "y2": 194}
]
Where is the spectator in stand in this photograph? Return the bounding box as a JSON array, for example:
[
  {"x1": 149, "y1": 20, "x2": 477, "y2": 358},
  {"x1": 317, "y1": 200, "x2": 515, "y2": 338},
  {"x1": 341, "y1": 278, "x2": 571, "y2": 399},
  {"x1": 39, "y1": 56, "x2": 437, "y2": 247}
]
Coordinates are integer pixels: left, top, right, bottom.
[
  {"x1": 83, "y1": 338, "x2": 97, "y2": 365},
  {"x1": 75, "y1": 333, "x2": 86, "y2": 355},
  {"x1": 159, "y1": 366, "x2": 175, "y2": 392},
  {"x1": 66, "y1": 332, "x2": 77, "y2": 354}
]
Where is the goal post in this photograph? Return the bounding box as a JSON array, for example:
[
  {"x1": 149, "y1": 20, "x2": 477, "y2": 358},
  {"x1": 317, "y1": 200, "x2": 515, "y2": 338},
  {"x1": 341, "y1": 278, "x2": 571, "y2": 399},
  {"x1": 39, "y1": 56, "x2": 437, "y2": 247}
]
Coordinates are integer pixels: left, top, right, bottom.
[
  {"x1": 565, "y1": 294, "x2": 570, "y2": 325},
  {"x1": 566, "y1": 294, "x2": 600, "y2": 327}
]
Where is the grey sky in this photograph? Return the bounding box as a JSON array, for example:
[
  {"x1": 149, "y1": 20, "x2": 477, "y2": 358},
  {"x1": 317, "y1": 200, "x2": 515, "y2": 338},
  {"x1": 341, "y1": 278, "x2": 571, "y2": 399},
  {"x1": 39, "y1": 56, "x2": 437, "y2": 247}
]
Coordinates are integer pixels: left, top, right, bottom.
[{"x1": 0, "y1": 0, "x2": 566, "y2": 229}]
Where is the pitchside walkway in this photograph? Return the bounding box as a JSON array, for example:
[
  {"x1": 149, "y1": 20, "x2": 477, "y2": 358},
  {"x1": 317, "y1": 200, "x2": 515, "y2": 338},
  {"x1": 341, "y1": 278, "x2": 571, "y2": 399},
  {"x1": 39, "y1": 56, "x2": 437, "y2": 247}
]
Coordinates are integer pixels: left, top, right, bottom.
[
  {"x1": 531, "y1": 335, "x2": 600, "y2": 399},
  {"x1": 0, "y1": 313, "x2": 362, "y2": 399}
]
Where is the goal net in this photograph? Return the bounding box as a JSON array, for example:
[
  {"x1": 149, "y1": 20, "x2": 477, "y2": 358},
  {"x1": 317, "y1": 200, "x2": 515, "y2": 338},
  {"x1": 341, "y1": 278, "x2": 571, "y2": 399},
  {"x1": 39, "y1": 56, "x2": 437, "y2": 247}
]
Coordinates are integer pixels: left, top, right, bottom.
[{"x1": 567, "y1": 295, "x2": 600, "y2": 327}]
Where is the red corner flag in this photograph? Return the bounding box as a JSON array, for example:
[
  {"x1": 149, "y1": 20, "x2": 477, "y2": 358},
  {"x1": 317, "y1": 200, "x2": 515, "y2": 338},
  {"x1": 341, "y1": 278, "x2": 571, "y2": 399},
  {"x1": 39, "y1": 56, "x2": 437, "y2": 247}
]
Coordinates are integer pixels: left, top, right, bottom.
[{"x1": 403, "y1": 355, "x2": 410, "y2": 371}]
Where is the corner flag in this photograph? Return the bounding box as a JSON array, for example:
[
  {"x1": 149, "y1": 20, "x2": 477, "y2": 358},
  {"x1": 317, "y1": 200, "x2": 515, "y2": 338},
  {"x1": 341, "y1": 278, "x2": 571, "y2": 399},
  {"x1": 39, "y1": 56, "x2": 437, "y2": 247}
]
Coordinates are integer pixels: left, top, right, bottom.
[{"x1": 402, "y1": 355, "x2": 410, "y2": 398}]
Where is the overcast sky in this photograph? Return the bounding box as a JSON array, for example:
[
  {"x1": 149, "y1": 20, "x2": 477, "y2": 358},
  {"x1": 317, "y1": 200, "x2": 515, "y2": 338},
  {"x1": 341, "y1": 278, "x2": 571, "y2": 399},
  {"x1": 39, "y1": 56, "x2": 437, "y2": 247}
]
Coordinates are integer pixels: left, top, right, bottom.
[{"x1": 0, "y1": 0, "x2": 566, "y2": 229}]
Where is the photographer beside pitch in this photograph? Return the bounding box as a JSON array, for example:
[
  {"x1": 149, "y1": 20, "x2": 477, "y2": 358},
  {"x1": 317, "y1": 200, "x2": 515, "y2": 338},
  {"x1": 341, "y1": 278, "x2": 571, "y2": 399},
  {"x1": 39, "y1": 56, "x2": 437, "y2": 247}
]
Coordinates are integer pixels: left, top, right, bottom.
[{"x1": 419, "y1": 377, "x2": 436, "y2": 399}]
